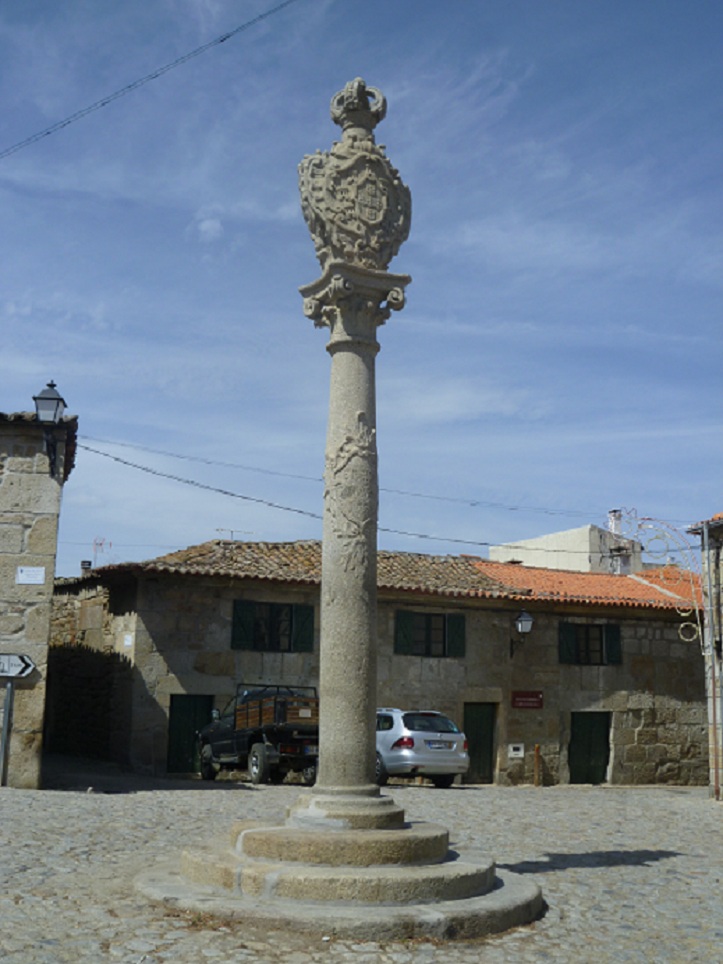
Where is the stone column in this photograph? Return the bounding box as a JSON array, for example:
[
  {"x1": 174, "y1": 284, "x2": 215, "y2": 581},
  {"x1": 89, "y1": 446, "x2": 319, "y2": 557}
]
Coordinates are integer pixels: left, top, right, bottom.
[
  {"x1": 292, "y1": 79, "x2": 411, "y2": 826},
  {"x1": 0, "y1": 411, "x2": 77, "y2": 787}
]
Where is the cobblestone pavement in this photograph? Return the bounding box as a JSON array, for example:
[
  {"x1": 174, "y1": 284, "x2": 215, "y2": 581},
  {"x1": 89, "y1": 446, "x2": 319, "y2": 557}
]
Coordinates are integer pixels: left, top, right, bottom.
[{"x1": 1, "y1": 757, "x2": 721, "y2": 963}]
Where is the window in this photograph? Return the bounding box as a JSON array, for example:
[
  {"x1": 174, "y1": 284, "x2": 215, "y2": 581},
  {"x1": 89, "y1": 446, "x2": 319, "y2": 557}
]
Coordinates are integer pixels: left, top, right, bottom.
[
  {"x1": 231, "y1": 600, "x2": 314, "y2": 653},
  {"x1": 558, "y1": 622, "x2": 622, "y2": 666},
  {"x1": 394, "y1": 610, "x2": 465, "y2": 658}
]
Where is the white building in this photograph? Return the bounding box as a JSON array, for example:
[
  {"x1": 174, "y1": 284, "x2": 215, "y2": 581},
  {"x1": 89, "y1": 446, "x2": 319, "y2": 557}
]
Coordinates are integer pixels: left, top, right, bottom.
[{"x1": 489, "y1": 521, "x2": 643, "y2": 575}]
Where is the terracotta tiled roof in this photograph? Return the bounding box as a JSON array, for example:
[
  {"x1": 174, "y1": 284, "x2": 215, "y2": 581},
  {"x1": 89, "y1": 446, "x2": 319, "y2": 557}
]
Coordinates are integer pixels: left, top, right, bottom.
[
  {"x1": 125, "y1": 539, "x2": 323, "y2": 584},
  {"x1": 81, "y1": 540, "x2": 504, "y2": 597},
  {"x1": 473, "y1": 559, "x2": 699, "y2": 610},
  {"x1": 377, "y1": 550, "x2": 505, "y2": 597},
  {"x1": 71, "y1": 539, "x2": 700, "y2": 612}
]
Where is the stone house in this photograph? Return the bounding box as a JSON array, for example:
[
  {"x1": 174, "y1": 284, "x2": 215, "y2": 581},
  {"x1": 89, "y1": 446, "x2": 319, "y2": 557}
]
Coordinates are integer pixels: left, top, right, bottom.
[{"x1": 49, "y1": 539, "x2": 707, "y2": 787}]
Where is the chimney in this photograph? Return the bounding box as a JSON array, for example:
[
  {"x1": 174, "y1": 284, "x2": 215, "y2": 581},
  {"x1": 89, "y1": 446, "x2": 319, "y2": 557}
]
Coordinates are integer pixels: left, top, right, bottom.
[{"x1": 608, "y1": 508, "x2": 622, "y2": 535}]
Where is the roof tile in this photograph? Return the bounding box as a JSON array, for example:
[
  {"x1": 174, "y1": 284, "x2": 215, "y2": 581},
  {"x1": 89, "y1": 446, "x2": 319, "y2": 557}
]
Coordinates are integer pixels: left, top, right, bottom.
[{"x1": 72, "y1": 539, "x2": 699, "y2": 612}]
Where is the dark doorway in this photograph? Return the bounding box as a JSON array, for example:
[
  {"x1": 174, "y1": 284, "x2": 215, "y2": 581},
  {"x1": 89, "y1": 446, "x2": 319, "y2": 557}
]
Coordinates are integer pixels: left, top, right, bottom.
[
  {"x1": 167, "y1": 694, "x2": 214, "y2": 773},
  {"x1": 569, "y1": 711, "x2": 611, "y2": 784},
  {"x1": 463, "y1": 702, "x2": 496, "y2": 783}
]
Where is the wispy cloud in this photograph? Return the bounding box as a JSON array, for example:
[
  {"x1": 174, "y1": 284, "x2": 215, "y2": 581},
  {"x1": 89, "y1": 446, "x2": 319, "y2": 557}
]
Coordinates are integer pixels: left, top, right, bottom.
[{"x1": 381, "y1": 374, "x2": 536, "y2": 426}]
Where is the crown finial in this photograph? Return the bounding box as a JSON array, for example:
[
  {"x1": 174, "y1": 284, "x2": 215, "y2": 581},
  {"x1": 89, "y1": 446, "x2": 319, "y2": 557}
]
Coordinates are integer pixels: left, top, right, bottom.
[{"x1": 330, "y1": 78, "x2": 386, "y2": 132}]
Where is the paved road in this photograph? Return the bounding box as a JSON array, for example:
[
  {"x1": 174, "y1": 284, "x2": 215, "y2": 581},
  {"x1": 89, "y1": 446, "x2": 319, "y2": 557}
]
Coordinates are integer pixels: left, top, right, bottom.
[{"x1": 1, "y1": 757, "x2": 721, "y2": 963}]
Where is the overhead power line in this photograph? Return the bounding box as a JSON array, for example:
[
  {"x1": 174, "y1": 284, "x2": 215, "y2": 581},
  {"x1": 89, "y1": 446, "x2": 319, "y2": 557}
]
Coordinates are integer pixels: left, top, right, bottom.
[
  {"x1": 76, "y1": 442, "x2": 689, "y2": 558},
  {"x1": 79, "y1": 434, "x2": 598, "y2": 520},
  {"x1": 77, "y1": 443, "x2": 500, "y2": 551},
  {"x1": 80, "y1": 434, "x2": 697, "y2": 535},
  {"x1": 0, "y1": 0, "x2": 303, "y2": 162},
  {"x1": 81, "y1": 435, "x2": 320, "y2": 482},
  {"x1": 78, "y1": 443, "x2": 321, "y2": 523}
]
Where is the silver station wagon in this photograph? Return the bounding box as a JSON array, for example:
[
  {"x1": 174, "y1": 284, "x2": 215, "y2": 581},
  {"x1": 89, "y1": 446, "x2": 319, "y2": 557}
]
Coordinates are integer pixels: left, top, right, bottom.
[{"x1": 375, "y1": 708, "x2": 470, "y2": 788}]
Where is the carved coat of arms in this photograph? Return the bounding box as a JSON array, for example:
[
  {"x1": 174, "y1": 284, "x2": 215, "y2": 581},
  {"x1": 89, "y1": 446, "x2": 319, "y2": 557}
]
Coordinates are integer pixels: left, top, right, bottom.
[{"x1": 299, "y1": 79, "x2": 411, "y2": 272}]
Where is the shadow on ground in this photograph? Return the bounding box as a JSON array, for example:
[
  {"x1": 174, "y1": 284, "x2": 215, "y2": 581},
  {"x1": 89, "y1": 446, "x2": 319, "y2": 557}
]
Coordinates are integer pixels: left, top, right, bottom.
[
  {"x1": 41, "y1": 753, "x2": 253, "y2": 793},
  {"x1": 498, "y1": 849, "x2": 681, "y2": 874}
]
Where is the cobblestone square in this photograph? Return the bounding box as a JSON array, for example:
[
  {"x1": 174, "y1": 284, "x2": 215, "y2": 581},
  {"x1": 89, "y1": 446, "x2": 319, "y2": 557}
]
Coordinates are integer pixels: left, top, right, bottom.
[{"x1": 1, "y1": 760, "x2": 721, "y2": 962}]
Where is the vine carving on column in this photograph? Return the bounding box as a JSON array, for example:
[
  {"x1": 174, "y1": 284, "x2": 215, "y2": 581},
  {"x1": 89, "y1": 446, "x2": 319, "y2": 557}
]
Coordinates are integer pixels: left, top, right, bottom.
[{"x1": 324, "y1": 412, "x2": 377, "y2": 572}]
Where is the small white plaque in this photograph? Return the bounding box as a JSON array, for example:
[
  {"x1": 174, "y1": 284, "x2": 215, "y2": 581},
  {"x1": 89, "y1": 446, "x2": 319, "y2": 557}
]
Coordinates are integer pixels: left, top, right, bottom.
[
  {"x1": 508, "y1": 743, "x2": 525, "y2": 759},
  {"x1": 16, "y1": 566, "x2": 46, "y2": 585},
  {"x1": 123, "y1": 634, "x2": 133, "y2": 648}
]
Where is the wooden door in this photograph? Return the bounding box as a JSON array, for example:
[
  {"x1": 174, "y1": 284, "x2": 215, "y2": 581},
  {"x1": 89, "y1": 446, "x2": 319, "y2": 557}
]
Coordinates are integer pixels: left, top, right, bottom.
[
  {"x1": 167, "y1": 694, "x2": 214, "y2": 773},
  {"x1": 569, "y1": 711, "x2": 611, "y2": 784},
  {"x1": 463, "y1": 702, "x2": 496, "y2": 783}
]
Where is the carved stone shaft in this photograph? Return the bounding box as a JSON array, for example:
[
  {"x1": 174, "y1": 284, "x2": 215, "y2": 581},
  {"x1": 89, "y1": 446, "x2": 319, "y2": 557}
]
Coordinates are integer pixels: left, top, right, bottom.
[{"x1": 318, "y1": 295, "x2": 379, "y2": 790}]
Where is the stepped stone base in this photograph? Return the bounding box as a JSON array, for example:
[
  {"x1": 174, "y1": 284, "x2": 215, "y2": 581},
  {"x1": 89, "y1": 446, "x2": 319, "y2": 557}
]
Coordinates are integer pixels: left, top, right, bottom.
[
  {"x1": 236, "y1": 821, "x2": 450, "y2": 865},
  {"x1": 135, "y1": 816, "x2": 544, "y2": 942}
]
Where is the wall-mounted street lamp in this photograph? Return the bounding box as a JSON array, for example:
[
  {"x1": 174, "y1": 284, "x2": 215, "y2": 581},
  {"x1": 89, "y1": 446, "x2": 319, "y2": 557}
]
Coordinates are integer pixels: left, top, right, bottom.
[
  {"x1": 33, "y1": 381, "x2": 66, "y2": 478},
  {"x1": 510, "y1": 610, "x2": 534, "y2": 657}
]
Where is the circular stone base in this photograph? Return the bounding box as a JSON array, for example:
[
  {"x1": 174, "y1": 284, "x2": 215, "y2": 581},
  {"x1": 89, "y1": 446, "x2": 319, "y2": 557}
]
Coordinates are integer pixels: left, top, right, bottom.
[{"x1": 135, "y1": 856, "x2": 543, "y2": 943}]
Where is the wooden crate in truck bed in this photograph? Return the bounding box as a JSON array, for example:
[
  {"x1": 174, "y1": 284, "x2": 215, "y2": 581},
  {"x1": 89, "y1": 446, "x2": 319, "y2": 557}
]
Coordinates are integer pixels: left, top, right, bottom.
[{"x1": 234, "y1": 689, "x2": 319, "y2": 731}]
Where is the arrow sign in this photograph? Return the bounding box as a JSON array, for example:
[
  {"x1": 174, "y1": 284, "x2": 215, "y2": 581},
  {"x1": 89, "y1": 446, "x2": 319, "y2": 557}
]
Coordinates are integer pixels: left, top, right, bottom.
[{"x1": 0, "y1": 654, "x2": 36, "y2": 678}]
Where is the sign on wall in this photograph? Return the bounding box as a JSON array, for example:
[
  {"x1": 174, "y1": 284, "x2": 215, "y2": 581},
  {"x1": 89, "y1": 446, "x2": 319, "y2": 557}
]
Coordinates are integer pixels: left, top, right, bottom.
[
  {"x1": 0, "y1": 654, "x2": 36, "y2": 678},
  {"x1": 511, "y1": 690, "x2": 544, "y2": 709},
  {"x1": 15, "y1": 567, "x2": 45, "y2": 585}
]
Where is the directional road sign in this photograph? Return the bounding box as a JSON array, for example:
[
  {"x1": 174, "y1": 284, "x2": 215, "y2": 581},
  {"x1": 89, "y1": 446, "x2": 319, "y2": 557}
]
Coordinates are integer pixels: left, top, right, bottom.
[{"x1": 0, "y1": 654, "x2": 36, "y2": 678}]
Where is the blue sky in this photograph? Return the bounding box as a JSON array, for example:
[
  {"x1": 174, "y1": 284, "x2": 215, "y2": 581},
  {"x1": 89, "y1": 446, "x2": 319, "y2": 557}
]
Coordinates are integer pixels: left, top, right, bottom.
[{"x1": 2, "y1": 0, "x2": 721, "y2": 577}]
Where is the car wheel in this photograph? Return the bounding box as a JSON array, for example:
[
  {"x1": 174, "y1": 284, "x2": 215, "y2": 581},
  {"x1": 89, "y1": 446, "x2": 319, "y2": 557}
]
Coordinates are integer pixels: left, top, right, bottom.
[
  {"x1": 249, "y1": 743, "x2": 270, "y2": 785},
  {"x1": 375, "y1": 752, "x2": 389, "y2": 787},
  {"x1": 199, "y1": 744, "x2": 217, "y2": 781},
  {"x1": 431, "y1": 774, "x2": 455, "y2": 789}
]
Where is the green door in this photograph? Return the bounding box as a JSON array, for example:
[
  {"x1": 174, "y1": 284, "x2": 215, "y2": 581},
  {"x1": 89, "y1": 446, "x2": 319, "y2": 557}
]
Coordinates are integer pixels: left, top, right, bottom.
[
  {"x1": 569, "y1": 712, "x2": 611, "y2": 784},
  {"x1": 167, "y1": 694, "x2": 215, "y2": 773},
  {"x1": 463, "y1": 703, "x2": 496, "y2": 783}
]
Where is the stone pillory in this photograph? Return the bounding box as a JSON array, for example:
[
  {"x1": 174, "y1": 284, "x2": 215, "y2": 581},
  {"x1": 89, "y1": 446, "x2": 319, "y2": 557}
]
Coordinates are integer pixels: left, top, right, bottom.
[{"x1": 135, "y1": 81, "x2": 543, "y2": 941}]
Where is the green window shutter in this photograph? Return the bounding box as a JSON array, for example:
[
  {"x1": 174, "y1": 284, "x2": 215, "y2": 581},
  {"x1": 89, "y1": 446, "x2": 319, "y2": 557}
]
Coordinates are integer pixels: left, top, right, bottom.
[
  {"x1": 395, "y1": 611, "x2": 414, "y2": 655},
  {"x1": 231, "y1": 599, "x2": 256, "y2": 651},
  {"x1": 292, "y1": 604, "x2": 314, "y2": 653},
  {"x1": 604, "y1": 624, "x2": 622, "y2": 665},
  {"x1": 446, "y1": 613, "x2": 466, "y2": 658},
  {"x1": 558, "y1": 622, "x2": 577, "y2": 664}
]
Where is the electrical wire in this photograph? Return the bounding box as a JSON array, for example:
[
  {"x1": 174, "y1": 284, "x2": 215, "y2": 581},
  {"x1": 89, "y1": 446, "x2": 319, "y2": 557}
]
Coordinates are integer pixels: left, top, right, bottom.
[
  {"x1": 78, "y1": 443, "x2": 321, "y2": 523},
  {"x1": 81, "y1": 435, "x2": 320, "y2": 482},
  {"x1": 79, "y1": 434, "x2": 598, "y2": 519},
  {"x1": 76, "y1": 442, "x2": 507, "y2": 550},
  {"x1": 76, "y1": 442, "x2": 691, "y2": 558},
  {"x1": 0, "y1": 0, "x2": 303, "y2": 162}
]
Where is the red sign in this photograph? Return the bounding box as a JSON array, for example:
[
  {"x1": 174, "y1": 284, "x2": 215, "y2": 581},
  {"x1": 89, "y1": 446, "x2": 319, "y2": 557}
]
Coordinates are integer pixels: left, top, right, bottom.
[{"x1": 511, "y1": 690, "x2": 543, "y2": 709}]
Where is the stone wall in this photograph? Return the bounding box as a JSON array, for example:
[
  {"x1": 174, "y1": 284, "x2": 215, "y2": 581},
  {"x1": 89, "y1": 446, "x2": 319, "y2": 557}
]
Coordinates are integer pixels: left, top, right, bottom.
[
  {"x1": 0, "y1": 414, "x2": 75, "y2": 788},
  {"x1": 129, "y1": 575, "x2": 321, "y2": 772},
  {"x1": 49, "y1": 573, "x2": 708, "y2": 785},
  {"x1": 491, "y1": 611, "x2": 706, "y2": 786},
  {"x1": 46, "y1": 587, "x2": 134, "y2": 764}
]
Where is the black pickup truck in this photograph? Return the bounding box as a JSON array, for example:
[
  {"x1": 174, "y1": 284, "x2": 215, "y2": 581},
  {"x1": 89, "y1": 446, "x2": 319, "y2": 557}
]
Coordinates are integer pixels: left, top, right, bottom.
[{"x1": 196, "y1": 683, "x2": 319, "y2": 785}]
